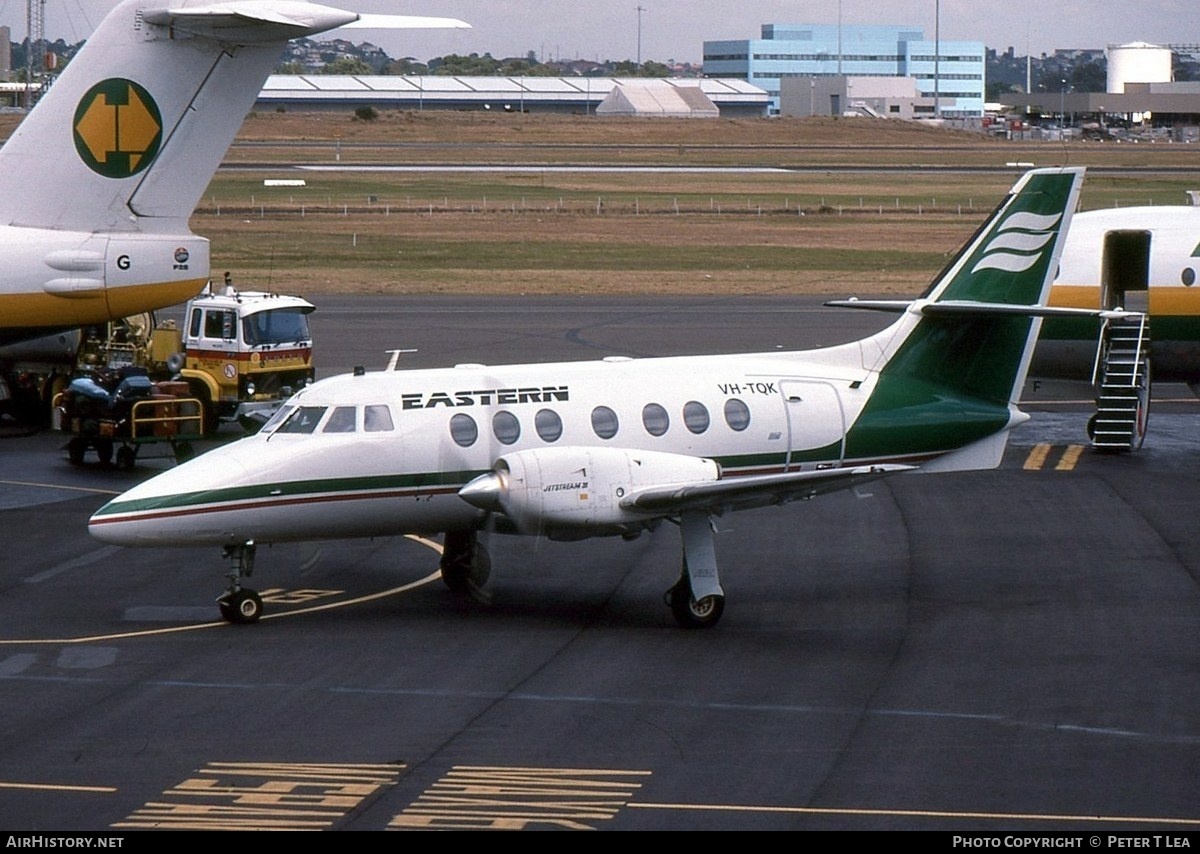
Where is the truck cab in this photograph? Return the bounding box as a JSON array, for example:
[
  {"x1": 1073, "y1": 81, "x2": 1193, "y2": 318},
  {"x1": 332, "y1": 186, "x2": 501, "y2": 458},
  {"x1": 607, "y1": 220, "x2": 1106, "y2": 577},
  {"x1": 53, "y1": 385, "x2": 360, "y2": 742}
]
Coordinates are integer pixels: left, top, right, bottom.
[{"x1": 175, "y1": 278, "x2": 315, "y2": 431}]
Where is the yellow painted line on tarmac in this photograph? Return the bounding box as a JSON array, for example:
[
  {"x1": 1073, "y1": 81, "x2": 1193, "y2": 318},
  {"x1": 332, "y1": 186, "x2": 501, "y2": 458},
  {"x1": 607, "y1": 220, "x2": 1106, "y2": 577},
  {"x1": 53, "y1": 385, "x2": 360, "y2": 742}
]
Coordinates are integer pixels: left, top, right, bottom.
[
  {"x1": 0, "y1": 535, "x2": 444, "y2": 646},
  {"x1": 1024, "y1": 444, "x2": 1087, "y2": 471},
  {"x1": 1023, "y1": 444, "x2": 1052, "y2": 470},
  {"x1": 626, "y1": 801, "x2": 1200, "y2": 826},
  {"x1": 0, "y1": 780, "x2": 116, "y2": 794},
  {"x1": 1055, "y1": 445, "x2": 1085, "y2": 471}
]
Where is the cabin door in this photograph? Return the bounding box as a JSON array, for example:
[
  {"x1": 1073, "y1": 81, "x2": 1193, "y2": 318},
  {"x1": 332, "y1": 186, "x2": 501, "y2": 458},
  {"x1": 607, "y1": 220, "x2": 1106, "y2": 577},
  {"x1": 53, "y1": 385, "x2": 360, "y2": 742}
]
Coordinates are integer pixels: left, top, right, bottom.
[{"x1": 780, "y1": 380, "x2": 846, "y2": 471}]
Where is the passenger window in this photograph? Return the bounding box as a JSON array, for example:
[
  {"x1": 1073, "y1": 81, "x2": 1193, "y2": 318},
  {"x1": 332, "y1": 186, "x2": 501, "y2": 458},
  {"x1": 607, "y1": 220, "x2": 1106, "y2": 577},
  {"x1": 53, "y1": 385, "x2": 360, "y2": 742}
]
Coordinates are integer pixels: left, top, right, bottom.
[
  {"x1": 724, "y1": 398, "x2": 751, "y2": 432},
  {"x1": 591, "y1": 405, "x2": 619, "y2": 439},
  {"x1": 188, "y1": 308, "x2": 202, "y2": 338},
  {"x1": 683, "y1": 401, "x2": 710, "y2": 434},
  {"x1": 450, "y1": 413, "x2": 478, "y2": 447},
  {"x1": 364, "y1": 404, "x2": 394, "y2": 432},
  {"x1": 493, "y1": 411, "x2": 520, "y2": 445},
  {"x1": 276, "y1": 405, "x2": 327, "y2": 434},
  {"x1": 535, "y1": 409, "x2": 563, "y2": 442},
  {"x1": 323, "y1": 406, "x2": 357, "y2": 433},
  {"x1": 642, "y1": 403, "x2": 669, "y2": 437}
]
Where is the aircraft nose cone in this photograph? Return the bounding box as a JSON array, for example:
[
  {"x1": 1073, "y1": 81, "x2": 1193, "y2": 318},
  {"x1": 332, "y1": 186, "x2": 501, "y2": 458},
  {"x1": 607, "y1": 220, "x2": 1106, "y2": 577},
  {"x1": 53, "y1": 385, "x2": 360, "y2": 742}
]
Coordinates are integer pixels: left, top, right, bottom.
[{"x1": 458, "y1": 472, "x2": 503, "y2": 512}]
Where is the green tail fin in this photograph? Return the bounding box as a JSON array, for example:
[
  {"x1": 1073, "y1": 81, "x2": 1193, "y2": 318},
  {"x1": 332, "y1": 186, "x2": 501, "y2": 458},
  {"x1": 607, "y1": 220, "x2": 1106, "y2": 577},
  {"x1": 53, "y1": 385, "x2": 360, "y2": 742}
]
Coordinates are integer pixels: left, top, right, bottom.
[{"x1": 845, "y1": 167, "x2": 1084, "y2": 465}]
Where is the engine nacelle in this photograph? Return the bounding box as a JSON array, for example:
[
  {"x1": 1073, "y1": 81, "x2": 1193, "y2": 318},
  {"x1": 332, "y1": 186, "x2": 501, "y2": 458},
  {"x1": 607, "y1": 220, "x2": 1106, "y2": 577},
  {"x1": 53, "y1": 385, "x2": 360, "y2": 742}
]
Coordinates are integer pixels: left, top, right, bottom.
[{"x1": 459, "y1": 446, "x2": 720, "y2": 536}]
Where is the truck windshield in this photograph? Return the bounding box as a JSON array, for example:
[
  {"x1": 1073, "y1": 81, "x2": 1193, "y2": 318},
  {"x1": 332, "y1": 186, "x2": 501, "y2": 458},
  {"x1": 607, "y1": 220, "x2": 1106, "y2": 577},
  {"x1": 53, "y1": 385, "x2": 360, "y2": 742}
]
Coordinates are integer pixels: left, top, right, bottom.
[{"x1": 242, "y1": 308, "x2": 311, "y2": 347}]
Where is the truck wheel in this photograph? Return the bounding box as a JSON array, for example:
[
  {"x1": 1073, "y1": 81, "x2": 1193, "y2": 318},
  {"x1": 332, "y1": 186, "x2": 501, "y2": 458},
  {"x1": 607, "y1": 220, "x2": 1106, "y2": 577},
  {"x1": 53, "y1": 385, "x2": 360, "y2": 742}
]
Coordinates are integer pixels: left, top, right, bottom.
[{"x1": 187, "y1": 383, "x2": 219, "y2": 436}]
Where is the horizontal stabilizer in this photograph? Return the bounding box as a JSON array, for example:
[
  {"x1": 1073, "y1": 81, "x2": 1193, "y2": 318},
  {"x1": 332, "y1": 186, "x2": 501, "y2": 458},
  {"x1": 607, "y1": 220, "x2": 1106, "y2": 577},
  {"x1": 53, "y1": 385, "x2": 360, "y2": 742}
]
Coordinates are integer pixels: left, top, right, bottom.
[
  {"x1": 620, "y1": 464, "x2": 913, "y2": 516},
  {"x1": 823, "y1": 299, "x2": 911, "y2": 313},
  {"x1": 827, "y1": 298, "x2": 1141, "y2": 321},
  {"x1": 145, "y1": 4, "x2": 470, "y2": 41},
  {"x1": 343, "y1": 14, "x2": 471, "y2": 30},
  {"x1": 144, "y1": 2, "x2": 361, "y2": 41}
]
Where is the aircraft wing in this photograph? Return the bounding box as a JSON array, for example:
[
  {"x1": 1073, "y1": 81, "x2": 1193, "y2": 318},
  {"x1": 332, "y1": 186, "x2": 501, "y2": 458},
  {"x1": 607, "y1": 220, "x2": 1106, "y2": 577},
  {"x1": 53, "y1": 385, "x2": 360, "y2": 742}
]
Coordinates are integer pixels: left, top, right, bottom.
[{"x1": 619, "y1": 463, "x2": 913, "y2": 516}]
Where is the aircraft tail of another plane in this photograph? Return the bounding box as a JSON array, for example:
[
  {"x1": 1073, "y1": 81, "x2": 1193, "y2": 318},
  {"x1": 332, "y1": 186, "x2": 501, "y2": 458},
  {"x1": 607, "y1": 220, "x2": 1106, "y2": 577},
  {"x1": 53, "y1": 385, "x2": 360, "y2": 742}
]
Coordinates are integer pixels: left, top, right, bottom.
[
  {"x1": 0, "y1": 0, "x2": 455, "y2": 234},
  {"x1": 836, "y1": 167, "x2": 1085, "y2": 469}
]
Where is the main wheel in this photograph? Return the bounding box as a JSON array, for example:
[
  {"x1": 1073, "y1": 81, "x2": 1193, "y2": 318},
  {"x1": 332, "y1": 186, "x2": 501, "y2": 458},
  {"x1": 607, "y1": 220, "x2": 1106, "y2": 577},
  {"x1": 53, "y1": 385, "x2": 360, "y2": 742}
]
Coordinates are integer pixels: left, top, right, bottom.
[
  {"x1": 668, "y1": 579, "x2": 724, "y2": 629},
  {"x1": 219, "y1": 589, "x2": 263, "y2": 624},
  {"x1": 440, "y1": 532, "x2": 491, "y2": 593},
  {"x1": 115, "y1": 446, "x2": 136, "y2": 471}
]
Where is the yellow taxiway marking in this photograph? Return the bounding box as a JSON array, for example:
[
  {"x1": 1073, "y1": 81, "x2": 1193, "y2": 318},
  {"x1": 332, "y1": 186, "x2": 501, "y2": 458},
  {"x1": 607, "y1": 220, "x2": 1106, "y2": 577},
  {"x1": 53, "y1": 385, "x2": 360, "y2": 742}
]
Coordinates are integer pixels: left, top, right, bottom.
[
  {"x1": 0, "y1": 780, "x2": 117, "y2": 794},
  {"x1": 1023, "y1": 444, "x2": 1085, "y2": 471},
  {"x1": 116, "y1": 761, "x2": 405, "y2": 831},
  {"x1": 1023, "y1": 444, "x2": 1052, "y2": 470},
  {"x1": 1055, "y1": 444, "x2": 1085, "y2": 471},
  {"x1": 627, "y1": 802, "x2": 1200, "y2": 826},
  {"x1": 0, "y1": 535, "x2": 444, "y2": 646}
]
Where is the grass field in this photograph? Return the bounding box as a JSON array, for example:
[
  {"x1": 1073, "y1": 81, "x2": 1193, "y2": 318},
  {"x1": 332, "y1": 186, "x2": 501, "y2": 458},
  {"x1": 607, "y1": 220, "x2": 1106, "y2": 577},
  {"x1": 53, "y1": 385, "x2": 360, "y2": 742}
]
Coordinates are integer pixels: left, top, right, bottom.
[
  {"x1": 12, "y1": 109, "x2": 1199, "y2": 297},
  {"x1": 190, "y1": 111, "x2": 1200, "y2": 297}
]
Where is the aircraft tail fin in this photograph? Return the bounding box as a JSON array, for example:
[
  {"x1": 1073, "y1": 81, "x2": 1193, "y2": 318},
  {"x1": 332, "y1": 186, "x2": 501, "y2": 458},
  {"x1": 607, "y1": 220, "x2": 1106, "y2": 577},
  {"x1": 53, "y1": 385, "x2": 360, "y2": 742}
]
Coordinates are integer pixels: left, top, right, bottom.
[
  {"x1": 844, "y1": 167, "x2": 1084, "y2": 468},
  {"x1": 0, "y1": 1, "x2": 462, "y2": 234}
]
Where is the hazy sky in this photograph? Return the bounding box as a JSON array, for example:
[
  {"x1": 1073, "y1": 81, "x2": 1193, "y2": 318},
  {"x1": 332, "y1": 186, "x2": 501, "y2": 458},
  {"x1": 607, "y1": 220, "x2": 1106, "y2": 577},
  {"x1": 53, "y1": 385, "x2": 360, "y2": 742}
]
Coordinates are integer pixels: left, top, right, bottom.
[{"x1": 0, "y1": 0, "x2": 1191, "y2": 64}]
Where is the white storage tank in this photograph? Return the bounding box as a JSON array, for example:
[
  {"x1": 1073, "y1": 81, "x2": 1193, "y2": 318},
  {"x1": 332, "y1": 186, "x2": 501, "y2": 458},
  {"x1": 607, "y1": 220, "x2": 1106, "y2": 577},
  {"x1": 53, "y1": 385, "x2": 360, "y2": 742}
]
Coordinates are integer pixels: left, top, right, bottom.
[{"x1": 1106, "y1": 42, "x2": 1172, "y2": 93}]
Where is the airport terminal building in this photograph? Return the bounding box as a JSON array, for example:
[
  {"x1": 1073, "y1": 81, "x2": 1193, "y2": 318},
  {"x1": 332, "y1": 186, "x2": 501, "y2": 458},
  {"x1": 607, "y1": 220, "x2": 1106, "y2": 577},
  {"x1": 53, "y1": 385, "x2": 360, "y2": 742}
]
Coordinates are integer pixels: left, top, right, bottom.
[{"x1": 703, "y1": 23, "x2": 985, "y2": 118}]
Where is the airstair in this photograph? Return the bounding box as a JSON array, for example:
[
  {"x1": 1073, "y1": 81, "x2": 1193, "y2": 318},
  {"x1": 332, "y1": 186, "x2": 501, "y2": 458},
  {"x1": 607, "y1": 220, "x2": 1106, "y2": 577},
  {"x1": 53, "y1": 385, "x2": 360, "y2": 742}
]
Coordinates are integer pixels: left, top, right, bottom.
[{"x1": 1089, "y1": 313, "x2": 1151, "y2": 451}]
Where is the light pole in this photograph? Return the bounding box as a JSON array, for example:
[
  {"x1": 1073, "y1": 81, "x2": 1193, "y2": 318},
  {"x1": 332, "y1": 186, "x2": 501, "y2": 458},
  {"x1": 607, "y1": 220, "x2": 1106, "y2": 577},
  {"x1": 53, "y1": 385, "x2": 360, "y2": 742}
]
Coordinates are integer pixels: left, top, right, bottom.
[
  {"x1": 636, "y1": 5, "x2": 645, "y2": 69},
  {"x1": 1060, "y1": 77, "x2": 1066, "y2": 129},
  {"x1": 934, "y1": 0, "x2": 940, "y2": 120}
]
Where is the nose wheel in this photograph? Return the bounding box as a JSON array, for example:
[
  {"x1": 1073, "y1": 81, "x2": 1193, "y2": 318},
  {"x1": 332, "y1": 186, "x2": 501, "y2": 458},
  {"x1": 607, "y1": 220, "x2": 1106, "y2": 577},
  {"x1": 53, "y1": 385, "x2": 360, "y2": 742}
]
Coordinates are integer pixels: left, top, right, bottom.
[
  {"x1": 217, "y1": 542, "x2": 262, "y2": 624},
  {"x1": 218, "y1": 588, "x2": 263, "y2": 624}
]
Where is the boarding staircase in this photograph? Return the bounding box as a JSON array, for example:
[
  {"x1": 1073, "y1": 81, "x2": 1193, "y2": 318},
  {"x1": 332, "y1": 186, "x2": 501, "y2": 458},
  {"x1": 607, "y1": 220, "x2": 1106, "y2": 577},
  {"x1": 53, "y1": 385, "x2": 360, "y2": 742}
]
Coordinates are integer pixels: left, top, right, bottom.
[{"x1": 1089, "y1": 313, "x2": 1151, "y2": 451}]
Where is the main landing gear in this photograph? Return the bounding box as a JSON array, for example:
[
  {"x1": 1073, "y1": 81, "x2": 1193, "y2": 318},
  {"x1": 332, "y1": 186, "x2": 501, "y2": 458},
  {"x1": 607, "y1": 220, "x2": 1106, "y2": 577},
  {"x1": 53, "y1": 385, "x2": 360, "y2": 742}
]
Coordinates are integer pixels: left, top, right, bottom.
[
  {"x1": 440, "y1": 530, "x2": 491, "y2": 600},
  {"x1": 440, "y1": 515, "x2": 727, "y2": 628},
  {"x1": 663, "y1": 511, "x2": 725, "y2": 629},
  {"x1": 217, "y1": 541, "x2": 262, "y2": 624}
]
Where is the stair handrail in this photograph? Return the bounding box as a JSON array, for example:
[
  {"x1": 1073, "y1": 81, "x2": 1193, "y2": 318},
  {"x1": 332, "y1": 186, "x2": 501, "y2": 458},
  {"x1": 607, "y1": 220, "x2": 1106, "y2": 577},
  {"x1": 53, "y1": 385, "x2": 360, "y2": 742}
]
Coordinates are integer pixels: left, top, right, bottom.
[{"x1": 1091, "y1": 317, "x2": 1110, "y2": 387}]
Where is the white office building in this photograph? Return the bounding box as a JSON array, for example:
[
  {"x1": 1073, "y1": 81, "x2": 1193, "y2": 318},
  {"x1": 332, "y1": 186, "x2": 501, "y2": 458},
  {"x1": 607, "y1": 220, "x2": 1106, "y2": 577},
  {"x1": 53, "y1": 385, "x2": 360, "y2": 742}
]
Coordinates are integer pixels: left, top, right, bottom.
[{"x1": 703, "y1": 23, "x2": 985, "y2": 118}]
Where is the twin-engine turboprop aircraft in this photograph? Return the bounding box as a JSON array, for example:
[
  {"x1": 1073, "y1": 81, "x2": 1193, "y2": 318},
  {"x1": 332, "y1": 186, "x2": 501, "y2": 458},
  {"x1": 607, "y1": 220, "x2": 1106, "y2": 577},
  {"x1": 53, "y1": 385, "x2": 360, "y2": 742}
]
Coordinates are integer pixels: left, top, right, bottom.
[
  {"x1": 91, "y1": 167, "x2": 1126, "y2": 629},
  {"x1": 0, "y1": 0, "x2": 467, "y2": 346}
]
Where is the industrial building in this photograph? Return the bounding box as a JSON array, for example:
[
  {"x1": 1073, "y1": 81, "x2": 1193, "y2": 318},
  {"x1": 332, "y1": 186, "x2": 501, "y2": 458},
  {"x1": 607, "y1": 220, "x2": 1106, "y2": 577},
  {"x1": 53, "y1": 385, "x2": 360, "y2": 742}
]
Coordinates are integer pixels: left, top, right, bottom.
[
  {"x1": 703, "y1": 23, "x2": 985, "y2": 117},
  {"x1": 255, "y1": 74, "x2": 769, "y2": 117},
  {"x1": 998, "y1": 41, "x2": 1200, "y2": 129}
]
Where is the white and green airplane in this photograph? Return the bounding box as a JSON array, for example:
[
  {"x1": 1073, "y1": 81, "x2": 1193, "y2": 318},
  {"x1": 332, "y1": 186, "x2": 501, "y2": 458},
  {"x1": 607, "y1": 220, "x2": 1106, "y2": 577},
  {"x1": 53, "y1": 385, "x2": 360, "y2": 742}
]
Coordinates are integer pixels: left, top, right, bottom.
[
  {"x1": 0, "y1": 0, "x2": 466, "y2": 345},
  {"x1": 91, "y1": 166, "x2": 1111, "y2": 629}
]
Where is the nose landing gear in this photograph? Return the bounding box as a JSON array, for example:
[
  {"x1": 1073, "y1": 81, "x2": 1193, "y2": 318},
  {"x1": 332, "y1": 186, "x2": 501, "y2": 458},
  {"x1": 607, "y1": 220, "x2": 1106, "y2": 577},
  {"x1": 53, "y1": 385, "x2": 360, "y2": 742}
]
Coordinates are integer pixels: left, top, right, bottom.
[{"x1": 217, "y1": 541, "x2": 262, "y2": 624}]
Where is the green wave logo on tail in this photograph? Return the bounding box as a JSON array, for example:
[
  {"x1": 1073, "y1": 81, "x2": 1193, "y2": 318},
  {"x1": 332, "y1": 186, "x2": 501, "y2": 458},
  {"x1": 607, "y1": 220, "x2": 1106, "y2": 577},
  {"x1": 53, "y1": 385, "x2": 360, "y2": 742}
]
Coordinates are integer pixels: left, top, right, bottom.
[{"x1": 972, "y1": 211, "x2": 1063, "y2": 274}]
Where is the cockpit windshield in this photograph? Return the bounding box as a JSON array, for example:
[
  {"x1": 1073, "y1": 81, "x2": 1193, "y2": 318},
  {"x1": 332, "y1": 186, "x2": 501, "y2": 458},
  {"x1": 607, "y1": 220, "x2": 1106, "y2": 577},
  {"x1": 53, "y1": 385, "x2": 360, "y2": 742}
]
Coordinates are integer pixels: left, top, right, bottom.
[
  {"x1": 274, "y1": 406, "x2": 327, "y2": 434},
  {"x1": 242, "y1": 308, "x2": 311, "y2": 347},
  {"x1": 263, "y1": 403, "x2": 396, "y2": 437}
]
